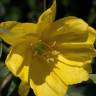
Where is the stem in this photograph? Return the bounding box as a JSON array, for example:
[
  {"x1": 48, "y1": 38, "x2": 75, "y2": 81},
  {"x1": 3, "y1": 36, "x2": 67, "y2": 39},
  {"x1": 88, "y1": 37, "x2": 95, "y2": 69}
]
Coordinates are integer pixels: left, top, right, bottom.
[{"x1": 44, "y1": 0, "x2": 47, "y2": 11}]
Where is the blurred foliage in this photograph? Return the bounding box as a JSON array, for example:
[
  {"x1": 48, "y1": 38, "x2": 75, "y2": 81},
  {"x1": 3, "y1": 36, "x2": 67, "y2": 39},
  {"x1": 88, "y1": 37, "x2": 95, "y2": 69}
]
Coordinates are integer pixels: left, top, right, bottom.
[{"x1": 0, "y1": 0, "x2": 96, "y2": 96}]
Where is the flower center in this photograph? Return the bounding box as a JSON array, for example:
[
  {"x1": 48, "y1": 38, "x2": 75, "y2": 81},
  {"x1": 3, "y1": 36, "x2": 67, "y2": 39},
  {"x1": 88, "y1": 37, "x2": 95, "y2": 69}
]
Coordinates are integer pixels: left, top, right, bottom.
[
  {"x1": 31, "y1": 40, "x2": 58, "y2": 63},
  {"x1": 32, "y1": 40, "x2": 50, "y2": 56}
]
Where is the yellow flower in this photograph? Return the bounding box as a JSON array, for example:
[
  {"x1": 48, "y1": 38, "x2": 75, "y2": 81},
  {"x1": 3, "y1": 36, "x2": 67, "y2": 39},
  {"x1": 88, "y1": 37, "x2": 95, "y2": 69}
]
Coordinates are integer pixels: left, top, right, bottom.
[{"x1": 0, "y1": 0, "x2": 96, "y2": 96}]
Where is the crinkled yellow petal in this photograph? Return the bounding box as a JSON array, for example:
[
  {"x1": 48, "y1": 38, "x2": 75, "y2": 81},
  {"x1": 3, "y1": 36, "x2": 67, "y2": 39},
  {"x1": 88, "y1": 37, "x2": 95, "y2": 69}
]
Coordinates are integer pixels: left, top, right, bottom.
[
  {"x1": 87, "y1": 26, "x2": 96, "y2": 44},
  {"x1": 43, "y1": 16, "x2": 88, "y2": 43},
  {"x1": 38, "y1": 0, "x2": 56, "y2": 24},
  {"x1": 83, "y1": 60, "x2": 92, "y2": 73},
  {"x1": 57, "y1": 54, "x2": 92, "y2": 73},
  {"x1": 0, "y1": 21, "x2": 37, "y2": 45},
  {"x1": 45, "y1": 71, "x2": 68, "y2": 96},
  {"x1": 57, "y1": 54, "x2": 85, "y2": 67},
  {"x1": 56, "y1": 26, "x2": 96, "y2": 65},
  {"x1": 18, "y1": 65, "x2": 29, "y2": 82},
  {"x1": 54, "y1": 60, "x2": 89, "y2": 85},
  {"x1": 30, "y1": 71, "x2": 68, "y2": 96},
  {"x1": 5, "y1": 42, "x2": 32, "y2": 82},
  {"x1": 18, "y1": 81, "x2": 30, "y2": 96},
  {"x1": 57, "y1": 42, "x2": 96, "y2": 63},
  {"x1": 5, "y1": 49, "x2": 24, "y2": 75},
  {"x1": 37, "y1": 0, "x2": 56, "y2": 36},
  {"x1": 29, "y1": 55, "x2": 68, "y2": 96}
]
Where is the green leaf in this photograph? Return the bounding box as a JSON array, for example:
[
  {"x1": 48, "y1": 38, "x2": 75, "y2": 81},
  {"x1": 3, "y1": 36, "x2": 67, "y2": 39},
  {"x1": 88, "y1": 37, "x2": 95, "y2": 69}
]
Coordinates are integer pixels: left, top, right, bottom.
[
  {"x1": 67, "y1": 85, "x2": 86, "y2": 96},
  {"x1": 90, "y1": 74, "x2": 96, "y2": 84},
  {"x1": 0, "y1": 61, "x2": 10, "y2": 80},
  {"x1": 0, "y1": 42, "x2": 2, "y2": 58},
  {"x1": 6, "y1": 77, "x2": 20, "y2": 96},
  {"x1": 6, "y1": 79, "x2": 17, "y2": 96},
  {"x1": 1, "y1": 76, "x2": 20, "y2": 96},
  {"x1": 67, "y1": 82, "x2": 96, "y2": 96}
]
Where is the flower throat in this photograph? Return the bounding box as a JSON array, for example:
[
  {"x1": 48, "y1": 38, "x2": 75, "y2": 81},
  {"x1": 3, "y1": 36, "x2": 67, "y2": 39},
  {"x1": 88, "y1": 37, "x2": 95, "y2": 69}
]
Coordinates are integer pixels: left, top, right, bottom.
[{"x1": 33, "y1": 40, "x2": 50, "y2": 56}]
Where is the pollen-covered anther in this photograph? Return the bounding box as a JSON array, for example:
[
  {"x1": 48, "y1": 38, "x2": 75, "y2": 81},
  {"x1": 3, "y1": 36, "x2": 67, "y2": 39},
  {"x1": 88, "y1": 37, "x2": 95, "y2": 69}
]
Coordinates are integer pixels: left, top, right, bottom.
[
  {"x1": 47, "y1": 58, "x2": 55, "y2": 63},
  {"x1": 51, "y1": 41, "x2": 57, "y2": 47},
  {"x1": 51, "y1": 50, "x2": 60, "y2": 55}
]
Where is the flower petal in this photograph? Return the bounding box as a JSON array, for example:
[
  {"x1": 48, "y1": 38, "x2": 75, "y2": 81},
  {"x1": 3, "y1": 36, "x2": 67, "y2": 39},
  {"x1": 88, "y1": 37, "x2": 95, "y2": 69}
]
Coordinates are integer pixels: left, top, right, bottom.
[
  {"x1": 5, "y1": 42, "x2": 32, "y2": 82},
  {"x1": 57, "y1": 54, "x2": 92, "y2": 73},
  {"x1": 37, "y1": 0, "x2": 56, "y2": 35},
  {"x1": 30, "y1": 71, "x2": 68, "y2": 96},
  {"x1": 56, "y1": 27, "x2": 96, "y2": 64},
  {"x1": 18, "y1": 81, "x2": 30, "y2": 96},
  {"x1": 54, "y1": 61, "x2": 89, "y2": 85},
  {"x1": 83, "y1": 60, "x2": 92, "y2": 73},
  {"x1": 57, "y1": 42, "x2": 96, "y2": 63},
  {"x1": 29, "y1": 54, "x2": 68, "y2": 96},
  {"x1": 43, "y1": 16, "x2": 89, "y2": 43},
  {"x1": 0, "y1": 21, "x2": 37, "y2": 45},
  {"x1": 45, "y1": 71, "x2": 68, "y2": 96},
  {"x1": 38, "y1": 0, "x2": 56, "y2": 24},
  {"x1": 57, "y1": 54, "x2": 86, "y2": 67}
]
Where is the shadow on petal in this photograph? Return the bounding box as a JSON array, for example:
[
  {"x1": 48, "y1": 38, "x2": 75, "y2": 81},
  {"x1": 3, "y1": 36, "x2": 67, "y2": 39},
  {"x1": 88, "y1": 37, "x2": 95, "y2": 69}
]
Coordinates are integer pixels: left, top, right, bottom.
[{"x1": 29, "y1": 54, "x2": 58, "y2": 85}]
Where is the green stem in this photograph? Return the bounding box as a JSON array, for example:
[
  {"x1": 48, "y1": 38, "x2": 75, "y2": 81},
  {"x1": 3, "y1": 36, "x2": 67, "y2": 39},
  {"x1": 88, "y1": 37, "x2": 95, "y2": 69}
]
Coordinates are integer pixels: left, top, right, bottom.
[{"x1": 44, "y1": 0, "x2": 47, "y2": 11}]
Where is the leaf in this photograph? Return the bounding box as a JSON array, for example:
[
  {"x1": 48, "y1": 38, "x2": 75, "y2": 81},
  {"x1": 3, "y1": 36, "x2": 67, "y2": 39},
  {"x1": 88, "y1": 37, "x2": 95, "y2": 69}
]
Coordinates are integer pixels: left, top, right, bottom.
[
  {"x1": 1, "y1": 76, "x2": 20, "y2": 96},
  {"x1": 67, "y1": 82, "x2": 96, "y2": 96},
  {"x1": 67, "y1": 85, "x2": 86, "y2": 96},
  {"x1": 90, "y1": 74, "x2": 96, "y2": 84},
  {"x1": 0, "y1": 42, "x2": 2, "y2": 58},
  {"x1": 7, "y1": 77, "x2": 20, "y2": 96},
  {"x1": 6, "y1": 78, "x2": 17, "y2": 96},
  {"x1": 0, "y1": 61, "x2": 10, "y2": 80}
]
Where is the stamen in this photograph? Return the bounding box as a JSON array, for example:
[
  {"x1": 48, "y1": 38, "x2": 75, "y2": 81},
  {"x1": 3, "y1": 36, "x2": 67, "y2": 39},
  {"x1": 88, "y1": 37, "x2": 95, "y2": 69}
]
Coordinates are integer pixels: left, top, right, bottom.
[
  {"x1": 52, "y1": 50, "x2": 59, "y2": 55},
  {"x1": 32, "y1": 40, "x2": 57, "y2": 65},
  {"x1": 47, "y1": 58, "x2": 55, "y2": 63},
  {"x1": 32, "y1": 40, "x2": 50, "y2": 56},
  {"x1": 51, "y1": 41, "x2": 56, "y2": 47}
]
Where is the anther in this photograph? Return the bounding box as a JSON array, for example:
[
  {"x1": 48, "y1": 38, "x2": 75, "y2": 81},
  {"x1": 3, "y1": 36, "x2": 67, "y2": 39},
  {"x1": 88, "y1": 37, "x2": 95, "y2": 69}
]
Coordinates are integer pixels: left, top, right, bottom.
[
  {"x1": 51, "y1": 41, "x2": 56, "y2": 47},
  {"x1": 52, "y1": 50, "x2": 59, "y2": 55},
  {"x1": 47, "y1": 58, "x2": 55, "y2": 63}
]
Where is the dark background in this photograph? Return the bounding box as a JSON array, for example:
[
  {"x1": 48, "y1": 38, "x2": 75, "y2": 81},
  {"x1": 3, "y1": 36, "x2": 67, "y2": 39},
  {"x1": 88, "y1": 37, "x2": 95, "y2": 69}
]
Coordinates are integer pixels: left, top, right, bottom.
[
  {"x1": 0, "y1": 0, "x2": 96, "y2": 26},
  {"x1": 0, "y1": 0, "x2": 96, "y2": 96}
]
